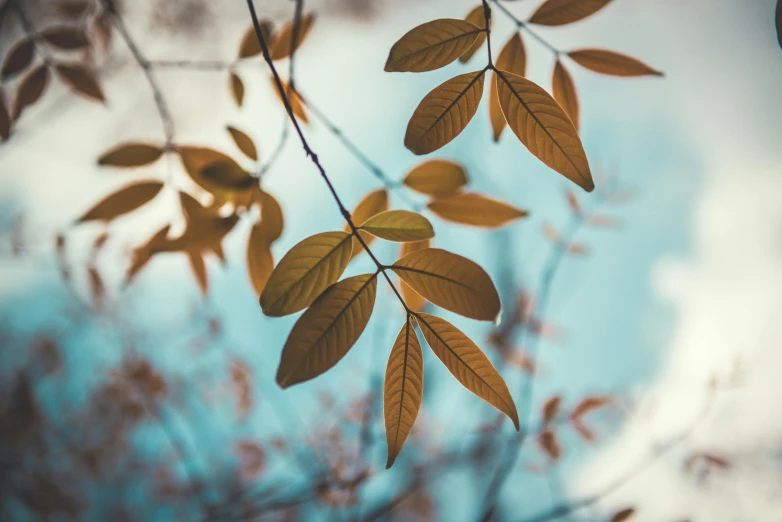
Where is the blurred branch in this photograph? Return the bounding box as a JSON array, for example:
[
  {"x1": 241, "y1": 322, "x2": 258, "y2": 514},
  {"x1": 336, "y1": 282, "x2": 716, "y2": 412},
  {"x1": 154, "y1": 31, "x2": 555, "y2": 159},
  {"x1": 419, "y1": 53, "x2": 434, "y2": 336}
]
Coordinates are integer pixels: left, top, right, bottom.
[{"x1": 490, "y1": 0, "x2": 561, "y2": 56}]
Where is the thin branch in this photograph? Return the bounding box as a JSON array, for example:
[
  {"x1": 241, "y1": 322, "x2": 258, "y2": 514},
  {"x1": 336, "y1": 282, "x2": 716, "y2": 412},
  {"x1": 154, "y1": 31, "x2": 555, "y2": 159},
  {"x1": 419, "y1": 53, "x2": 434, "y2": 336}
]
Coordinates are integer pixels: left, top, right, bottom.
[{"x1": 490, "y1": 0, "x2": 561, "y2": 56}]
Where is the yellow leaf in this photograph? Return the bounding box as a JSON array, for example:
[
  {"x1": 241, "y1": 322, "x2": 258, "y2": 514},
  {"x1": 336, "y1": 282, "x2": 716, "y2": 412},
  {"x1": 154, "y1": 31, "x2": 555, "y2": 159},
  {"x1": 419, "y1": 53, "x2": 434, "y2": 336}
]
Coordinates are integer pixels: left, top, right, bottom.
[
  {"x1": 415, "y1": 313, "x2": 518, "y2": 428},
  {"x1": 230, "y1": 73, "x2": 245, "y2": 106},
  {"x1": 346, "y1": 189, "x2": 388, "y2": 260},
  {"x1": 568, "y1": 49, "x2": 663, "y2": 77},
  {"x1": 385, "y1": 19, "x2": 483, "y2": 72},
  {"x1": 405, "y1": 71, "x2": 485, "y2": 155},
  {"x1": 55, "y1": 63, "x2": 105, "y2": 102},
  {"x1": 227, "y1": 126, "x2": 258, "y2": 161},
  {"x1": 529, "y1": 0, "x2": 613, "y2": 26},
  {"x1": 360, "y1": 210, "x2": 434, "y2": 242},
  {"x1": 402, "y1": 159, "x2": 468, "y2": 196},
  {"x1": 384, "y1": 318, "x2": 424, "y2": 468},
  {"x1": 459, "y1": 6, "x2": 489, "y2": 64},
  {"x1": 391, "y1": 248, "x2": 500, "y2": 321},
  {"x1": 12, "y1": 65, "x2": 50, "y2": 120},
  {"x1": 256, "y1": 188, "x2": 284, "y2": 242},
  {"x1": 78, "y1": 181, "x2": 163, "y2": 223},
  {"x1": 98, "y1": 143, "x2": 164, "y2": 168},
  {"x1": 247, "y1": 222, "x2": 274, "y2": 296},
  {"x1": 238, "y1": 19, "x2": 273, "y2": 59},
  {"x1": 496, "y1": 33, "x2": 527, "y2": 77},
  {"x1": 40, "y1": 27, "x2": 88, "y2": 50},
  {"x1": 1, "y1": 38, "x2": 34, "y2": 80},
  {"x1": 495, "y1": 71, "x2": 593, "y2": 191},
  {"x1": 270, "y1": 78, "x2": 309, "y2": 124},
  {"x1": 260, "y1": 231, "x2": 353, "y2": 317},
  {"x1": 276, "y1": 273, "x2": 377, "y2": 387},
  {"x1": 397, "y1": 240, "x2": 430, "y2": 313},
  {"x1": 188, "y1": 251, "x2": 208, "y2": 296},
  {"x1": 427, "y1": 192, "x2": 528, "y2": 228},
  {"x1": 268, "y1": 13, "x2": 316, "y2": 61},
  {"x1": 552, "y1": 59, "x2": 580, "y2": 130}
]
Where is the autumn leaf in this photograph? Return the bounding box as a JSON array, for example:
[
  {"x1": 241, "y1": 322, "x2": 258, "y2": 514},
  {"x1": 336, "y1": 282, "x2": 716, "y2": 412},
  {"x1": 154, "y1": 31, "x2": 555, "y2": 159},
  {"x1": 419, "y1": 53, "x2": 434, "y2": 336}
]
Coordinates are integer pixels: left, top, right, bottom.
[
  {"x1": 160, "y1": 195, "x2": 239, "y2": 261},
  {"x1": 427, "y1": 192, "x2": 528, "y2": 228},
  {"x1": 276, "y1": 273, "x2": 377, "y2": 387},
  {"x1": 347, "y1": 189, "x2": 388, "y2": 260},
  {"x1": 571, "y1": 396, "x2": 610, "y2": 420},
  {"x1": 405, "y1": 70, "x2": 485, "y2": 155},
  {"x1": 268, "y1": 13, "x2": 316, "y2": 61},
  {"x1": 55, "y1": 63, "x2": 105, "y2": 101},
  {"x1": 1, "y1": 38, "x2": 35, "y2": 80},
  {"x1": 529, "y1": 0, "x2": 613, "y2": 26},
  {"x1": 126, "y1": 225, "x2": 170, "y2": 283},
  {"x1": 247, "y1": 222, "x2": 274, "y2": 296},
  {"x1": 256, "y1": 188, "x2": 284, "y2": 242},
  {"x1": 98, "y1": 143, "x2": 164, "y2": 167},
  {"x1": 360, "y1": 210, "x2": 434, "y2": 242},
  {"x1": 610, "y1": 508, "x2": 636, "y2": 522},
  {"x1": 538, "y1": 430, "x2": 561, "y2": 460},
  {"x1": 12, "y1": 65, "x2": 50, "y2": 120},
  {"x1": 260, "y1": 231, "x2": 353, "y2": 317},
  {"x1": 385, "y1": 19, "x2": 483, "y2": 72},
  {"x1": 238, "y1": 19, "x2": 273, "y2": 59},
  {"x1": 568, "y1": 49, "x2": 663, "y2": 77},
  {"x1": 188, "y1": 251, "x2": 208, "y2": 295},
  {"x1": 415, "y1": 313, "x2": 518, "y2": 428},
  {"x1": 552, "y1": 59, "x2": 580, "y2": 130},
  {"x1": 384, "y1": 318, "x2": 424, "y2": 468},
  {"x1": 227, "y1": 126, "x2": 258, "y2": 161},
  {"x1": 0, "y1": 92, "x2": 9, "y2": 141},
  {"x1": 176, "y1": 146, "x2": 253, "y2": 201},
  {"x1": 88, "y1": 266, "x2": 104, "y2": 310},
  {"x1": 542, "y1": 395, "x2": 561, "y2": 425},
  {"x1": 402, "y1": 159, "x2": 468, "y2": 196},
  {"x1": 271, "y1": 78, "x2": 309, "y2": 123},
  {"x1": 459, "y1": 6, "x2": 489, "y2": 64},
  {"x1": 391, "y1": 248, "x2": 500, "y2": 321},
  {"x1": 77, "y1": 181, "x2": 163, "y2": 223},
  {"x1": 399, "y1": 239, "x2": 430, "y2": 312},
  {"x1": 230, "y1": 73, "x2": 245, "y2": 106},
  {"x1": 495, "y1": 70, "x2": 593, "y2": 191},
  {"x1": 490, "y1": 34, "x2": 528, "y2": 141},
  {"x1": 40, "y1": 27, "x2": 88, "y2": 50}
]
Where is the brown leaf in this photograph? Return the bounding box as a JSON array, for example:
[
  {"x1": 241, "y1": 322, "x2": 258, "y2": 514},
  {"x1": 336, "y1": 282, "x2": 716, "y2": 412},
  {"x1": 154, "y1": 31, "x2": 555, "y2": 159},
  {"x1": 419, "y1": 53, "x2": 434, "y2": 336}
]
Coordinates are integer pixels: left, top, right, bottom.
[
  {"x1": 57, "y1": 1, "x2": 90, "y2": 18},
  {"x1": 346, "y1": 189, "x2": 388, "y2": 260},
  {"x1": 40, "y1": 26, "x2": 88, "y2": 50},
  {"x1": 188, "y1": 251, "x2": 208, "y2": 295},
  {"x1": 88, "y1": 267, "x2": 104, "y2": 310},
  {"x1": 610, "y1": 507, "x2": 636, "y2": 522},
  {"x1": 55, "y1": 63, "x2": 105, "y2": 101},
  {"x1": 12, "y1": 65, "x2": 50, "y2": 120},
  {"x1": 271, "y1": 78, "x2": 309, "y2": 123},
  {"x1": 496, "y1": 33, "x2": 527, "y2": 77},
  {"x1": 427, "y1": 192, "x2": 528, "y2": 228},
  {"x1": 360, "y1": 210, "x2": 434, "y2": 242},
  {"x1": 126, "y1": 225, "x2": 170, "y2": 283},
  {"x1": 459, "y1": 6, "x2": 489, "y2": 64},
  {"x1": 385, "y1": 19, "x2": 483, "y2": 72},
  {"x1": 0, "y1": 91, "x2": 9, "y2": 141},
  {"x1": 268, "y1": 13, "x2": 316, "y2": 61},
  {"x1": 538, "y1": 430, "x2": 562, "y2": 460},
  {"x1": 230, "y1": 72, "x2": 244, "y2": 106},
  {"x1": 399, "y1": 239, "x2": 430, "y2": 312},
  {"x1": 570, "y1": 396, "x2": 611, "y2": 420},
  {"x1": 227, "y1": 126, "x2": 258, "y2": 161},
  {"x1": 98, "y1": 143, "x2": 164, "y2": 167},
  {"x1": 77, "y1": 181, "x2": 163, "y2": 222},
  {"x1": 237, "y1": 440, "x2": 266, "y2": 480},
  {"x1": 256, "y1": 188, "x2": 284, "y2": 242},
  {"x1": 542, "y1": 395, "x2": 561, "y2": 425},
  {"x1": 402, "y1": 159, "x2": 468, "y2": 196},
  {"x1": 552, "y1": 59, "x2": 580, "y2": 130},
  {"x1": 2, "y1": 38, "x2": 35, "y2": 80},
  {"x1": 529, "y1": 0, "x2": 613, "y2": 26},
  {"x1": 238, "y1": 19, "x2": 273, "y2": 59},
  {"x1": 571, "y1": 420, "x2": 595, "y2": 442},
  {"x1": 405, "y1": 70, "x2": 485, "y2": 155},
  {"x1": 176, "y1": 146, "x2": 253, "y2": 201},
  {"x1": 568, "y1": 49, "x2": 663, "y2": 77},
  {"x1": 247, "y1": 222, "x2": 274, "y2": 296}
]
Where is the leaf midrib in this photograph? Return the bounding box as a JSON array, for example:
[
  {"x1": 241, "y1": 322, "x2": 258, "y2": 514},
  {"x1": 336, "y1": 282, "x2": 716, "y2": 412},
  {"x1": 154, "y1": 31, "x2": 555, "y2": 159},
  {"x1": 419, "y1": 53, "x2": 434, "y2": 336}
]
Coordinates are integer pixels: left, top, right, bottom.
[{"x1": 391, "y1": 27, "x2": 483, "y2": 66}]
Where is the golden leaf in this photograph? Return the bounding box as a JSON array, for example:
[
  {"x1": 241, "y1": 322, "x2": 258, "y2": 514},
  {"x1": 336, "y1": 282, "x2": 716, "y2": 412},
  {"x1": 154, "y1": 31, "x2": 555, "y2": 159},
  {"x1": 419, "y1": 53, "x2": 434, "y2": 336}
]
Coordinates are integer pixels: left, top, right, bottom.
[
  {"x1": 1, "y1": 92, "x2": 11, "y2": 141},
  {"x1": 126, "y1": 225, "x2": 170, "y2": 283},
  {"x1": 427, "y1": 192, "x2": 528, "y2": 228},
  {"x1": 415, "y1": 313, "x2": 518, "y2": 428},
  {"x1": 256, "y1": 188, "x2": 284, "y2": 242},
  {"x1": 268, "y1": 13, "x2": 316, "y2": 61},
  {"x1": 12, "y1": 65, "x2": 50, "y2": 120},
  {"x1": 176, "y1": 146, "x2": 253, "y2": 203},
  {"x1": 160, "y1": 196, "x2": 238, "y2": 261},
  {"x1": 98, "y1": 143, "x2": 164, "y2": 168},
  {"x1": 538, "y1": 430, "x2": 561, "y2": 460},
  {"x1": 226, "y1": 126, "x2": 258, "y2": 161},
  {"x1": 391, "y1": 248, "x2": 500, "y2": 321},
  {"x1": 610, "y1": 508, "x2": 636, "y2": 522},
  {"x1": 238, "y1": 19, "x2": 273, "y2": 59},
  {"x1": 260, "y1": 231, "x2": 353, "y2": 317},
  {"x1": 568, "y1": 49, "x2": 663, "y2": 77},
  {"x1": 552, "y1": 59, "x2": 579, "y2": 130},
  {"x1": 77, "y1": 181, "x2": 163, "y2": 223},
  {"x1": 399, "y1": 239, "x2": 430, "y2": 312},
  {"x1": 488, "y1": 73, "x2": 504, "y2": 142},
  {"x1": 40, "y1": 27, "x2": 88, "y2": 49},
  {"x1": 405, "y1": 70, "x2": 485, "y2": 155},
  {"x1": 495, "y1": 71, "x2": 593, "y2": 191},
  {"x1": 385, "y1": 19, "x2": 483, "y2": 72},
  {"x1": 270, "y1": 78, "x2": 309, "y2": 123},
  {"x1": 402, "y1": 159, "x2": 468, "y2": 196},
  {"x1": 188, "y1": 251, "x2": 208, "y2": 296},
  {"x1": 1, "y1": 38, "x2": 34, "y2": 80},
  {"x1": 360, "y1": 210, "x2": 434, "y2": 242},
  {"x1": 346, "y1": 189, "x2": 388, "y2": 260},
  {"x1": 459, "y1": 6, "x2": 489, "y2": 64},
  {"x1": 247, "y1": 222, "x2": 274, "y2": 296},
  {"x1": 230, "y1": 72, "x2": 244, "y2": 106},
  {"x1": 529, "y1": 0, "x2": 613, "y2": 26},
  {"x1": 384, "y1": 318, "x2": 424, "y2": 468},
  {"x1": 276, "y1": 273, "x2": 377, "y2": 387},
  {"x1": 542, "y1": 395, "x2": 561, "y2": 425},
  {"x1": 496, "y1": 33, "x2": 527, "y2": 77},
  {"x1": 55, "y1": 63, "x2": 105, "y2": 102}
]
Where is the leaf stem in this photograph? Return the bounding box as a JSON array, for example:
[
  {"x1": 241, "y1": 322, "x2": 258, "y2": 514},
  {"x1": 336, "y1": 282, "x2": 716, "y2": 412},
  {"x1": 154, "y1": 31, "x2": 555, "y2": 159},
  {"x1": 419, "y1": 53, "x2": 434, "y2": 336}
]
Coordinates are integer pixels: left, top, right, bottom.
[{"x1": 482, "y1": 0, "x2": 493, "y2": 66}]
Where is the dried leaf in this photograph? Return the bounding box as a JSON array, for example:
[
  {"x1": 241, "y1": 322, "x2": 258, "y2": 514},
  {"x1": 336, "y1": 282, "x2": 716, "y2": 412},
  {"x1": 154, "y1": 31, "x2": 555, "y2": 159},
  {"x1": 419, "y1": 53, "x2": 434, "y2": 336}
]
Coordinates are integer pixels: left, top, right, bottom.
[
  {"x1": 402, "y1": 159, "x2": 468, "y2": 196},
  {"x1": 269, "y1": 13, "x2": 316, "y2": 61},
  {"x1": 384, "y1": 318, "x2": 424, "y2": 468},
  {"x1": 0, "y1": 91, "x2": 9, "y2": 141},
  {"x1": 392, "y1": 248, "x2": 500, "y2": 321},
  {"x1": 552, "y1": 59, "x2": 579, "y2": 130},
  {"x1": 459, "y1": 6, "x2": 489, "y2": 64},
  {"x1": 188, "y1": 251, "x2": 208, "y2": 295},
  {"x1": 238, "y1": 19, "x2": 273, "y2": 59},
  {"x1": 77, "y1": 181, "x2": 163, "y2": 222},
  {"x1": 542, "y1": 395, "x2": 561, "y2": 425},
  {"x1": 385, "y1": 19, "x2": 482, "y2": 72},
  {"x1": 529, "y1": 0, "x2": 613, "y2": 26},
  {"x1": 276, "y1": 273, "x2": 377, "y2": 387},
  {"x1": 55, "y1": 63, "x2": 105, "y2": 101},
  {"x1": 2, "y1": 38, "x2": 35, "y2": 80},
  {"x1": 538, "y1": 430, "x2": 561, "y2": 460},
  {"x1": 495, "y1": 70, "x2": 593, "y2": 191},
  {"x1": 247, "y1": 223, "x2": 274, "y2": 296},
  {"x1": 40, "y1": 26, "x2": 88, "y2": 49},
  {"x1": 405, "y1": 70, "x2": 485, "y2": 155},
  {"x1": 610, "y1": 508, "x2": 636, "y2": 522},
  {"x1": 427, "y1": 192, "x2": 528, "y2": 228},
  {"x1": 399, "y1": 239, "x2": 430, "y2": 312},
  {"x1": 98, "y1": 143, "x2": 164, "y2": 167},
  {"x1": 568, "y1": 49, "x2": 663, "y2": 77},
  {"x1": 227, "y1": 126, "x2": 258, "y2": 161},
  {"x1": 360, "y1": 210, "x2": 434, "y2": 242},
  {"x1": 230, "y1": 73, "x2": 245, "y2": 106},
  {"x1": 12, "y1": 65, "x2": 50, "y2": 120},
  {"x1": 260, "y1": 231, "x2": 353, "y2": 317},
  {"x1": 415, "y1": 313, "x2": 518, "y2": 428},
  {"x1": 346, "y1": 189, "x2": 388, "y2": 260}
]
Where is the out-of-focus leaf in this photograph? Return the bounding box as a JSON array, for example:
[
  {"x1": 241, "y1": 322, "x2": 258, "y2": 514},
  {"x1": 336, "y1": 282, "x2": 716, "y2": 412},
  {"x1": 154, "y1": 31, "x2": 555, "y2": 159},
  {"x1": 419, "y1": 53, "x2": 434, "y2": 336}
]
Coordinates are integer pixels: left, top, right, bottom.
[
  {"x1": 98, "y1": 143, "x2": 164, "y2": 167},
  {"x1": 247, "y1": 222, "x2": 274, "y2": 296},
  {"x1": 542, "y1": 395, "x2": 561, "y2": 425},
  {"x1": 188, "y1": 251, "x2": 208, "y2": 295},
  {"x1": 610, "y1": 508, "x2": 636, "y2": 522},
  {"x1": 237, "y1": 440, "x2": 266, "y2": 480},
  {"x1": 346, "y1": 189, "x2": 388, "y2": 260},
  {"x1": 270, "y1": 77, "x2": 309, "y2": 123},
  {"x1": 529, "y1": 0, "x2": 613, "y2": 26},
  {"x1": 238, "y1": 19, "x2": 273, "y2": 59},
  {"x1": 268, "y1": 13, "x2": 316, "y2": 61},
  {"x1": 230, "y1": 72, "x2": 244, "y2": 106},
  {"x1": 77, "y1": 181, "x2": 163, "y2": 222},
  {"x1": 176, "y1": 146, "x2": 253, "y2": 202},
  {"x1": 260, "y1": 231, "x2": 353, "y2": 317},
  {"x1": 384, "y1": 318, "x2": 424, "y2": 468},
  {"x1": 415, "y1": 313, "x2": 518, "y2": 428},
  {"x1": 0, "y1": 91, "x2": 9, "y2": 141},
  {"x1": 538, "y1": 430, "x2": 561, "y2": 460},
  {"x1": 568, "y1": 49, "x2": 663, "y2": 77},
  {"x1": 55, "y1": 63, "x2": 105, "y2": 101},
  {"x1": 41, "y1": 26, "x2": 88, "y2": 49},
  {"x1": 276, "y1": 273, "x2": 377, "y2": 387},
  {"x1": 392, "y1": 248, "x2": 500, "y2": 321},
  {"x1": 256, "y1": 187, "x2": 284, "y2": 242},
  {"x1": 360, "y1": 210, "x2": 434, "y2": 242},
  {"x1": 777, "y1": 0, "x2": 782, "y2": 49},
  {"x1": 552, "y1": 59, "x2": 579, "y2": 130},
  {"x1": 160, "y1": 196, "x2": 239, "y2": 261},
  {"x1": 227, "y1": 126, "x2": 258, "y2": 161},
  {"x1": 385, "y1": 19, "x2": 482, "y2": 72},
  {"x1": 402, "y1": 159, "x2": 468, "y2": 196},
  {"x1": 2, "y1": 38, "x2": 34, "y2": 80},
  {"x1": 57, "y1": 1, "x2": 90, "y2": 18},
  {"x1": 88, "y1": 266, "x2": 104, "y2": 310},
  {"x1": 399, "y1": 239, "x2": 430, "y2": 312},
  {"x1": 427, "y1": 192, "x2": 528, "y2": 228},
  {"x1": 570, "y1": 396, "x2": 611, "y2": 420},
  {"x1": 126, "y1": 225, "x2": 170, "y2": 283},
  {"x1": 405, "y1": 71, "x2": 485, "y2": 155},
  {"x1": 459, "y1": 6, "x2": 489, "y2": 64},
  {"x1": 12, "y1": 65, "x2": 50, "y2": 120},
  {"x1": 490, "y1": 33, "x2": 527, "y2": 141}
]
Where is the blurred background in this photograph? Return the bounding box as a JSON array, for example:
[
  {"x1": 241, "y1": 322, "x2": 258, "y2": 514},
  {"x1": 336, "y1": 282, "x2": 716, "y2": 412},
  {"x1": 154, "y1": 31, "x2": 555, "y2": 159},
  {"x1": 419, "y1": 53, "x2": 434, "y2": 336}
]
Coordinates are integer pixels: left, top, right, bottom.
[{"x1": 1, "y1": 0, "x2": 781, "y2": 520}]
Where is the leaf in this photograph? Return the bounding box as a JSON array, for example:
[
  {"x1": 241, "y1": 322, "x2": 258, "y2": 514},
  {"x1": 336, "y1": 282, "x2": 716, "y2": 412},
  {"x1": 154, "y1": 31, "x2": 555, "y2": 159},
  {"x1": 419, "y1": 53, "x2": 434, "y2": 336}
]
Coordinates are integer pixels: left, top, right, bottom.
[
  {"x1": 40, "y1": 27, "x2": 88, "y2": 49},
  {"x1": 230, "y1": 73, "x2": 245, "y2": 106},
  {"x1": 529, "y1": 0, "x2": 613, "y2": 26},
  {"x1": 571, "y1": 420, "x2": 594, "y2": 442},
  {"x1": 236, "y1": 440, "x2": 266, "y2": 480},
  {"x1": 570, "y1": 396, "x2": 611, "y2": 420},
  {"x1": 276, "y1": 273, "x2": 377, "y2": 387},
  {"x1": 12, "y1": 65, "x2": 50, "y2": 120},
  {"x1": 271, "y1": 78, "x2": 309, "y2": 123},
  {"x1": 256, "y1": 188, "x2": 284, "y2": 242},
  {"x1": 459, "y1": 6, "x2": 489, "y2": 64},
  {"x1": 188, "y1": 251, "x2": 208, "y2": 295},
  {"x1": 552, "y1": 59, "x2": 579, "y2": 130},
  {"x1": 77, "y1": 181, "x2": 163, "y2": 222},
  {"x1": 405, "y1": 70, "x2": 485, "y2": 155},
  {"x1": 490, "y1": 34, "x2": 527, "y2": 141},
  {"x1": 260, "y1": 231, "x2": 353, "y2": 317},
  {"x1": 384, "y1": 318, "x2": 424, "y2": 468},
  {"x1": 568, "y1": 49, "x2": 663, "y2": 77},
  {"x1": 391, "y1": 248, "x2": 500, "y2": 321},
  {"x1": 399, "y1": 239, "x2": 430, "y2": 312},
  {"x1": 88, "y1": 266, "x2": 104, "y2": 310},
  {"x1": 488, "y1": 73, "x2": 505, "y2": 142},
  {"x1": 495, "y1": 70, "x2": 593, "y2": 191},
  {"x1": 126, "y1": 225, "x2": 170, "y2": 283},
  {"x1": 538, "y1": 430, "x2": 561, "y2": 460},
  {"x1": 176, "y1": 146, "x2": 253, "y2": 200},
  {"x1": 0, "y1": 91, "x2": 10, "y2": 141},
  {"x1": 402, "y1": 159, "x2": 468, "y2": 196},
  {"x1": 542, "y1": 395, "x2": 561, "y2": 425},
  {"x1": 247, "y1": 222, "x2": 274, "y2": 296},
  {"x1": 610, "y1": 508, "x2": 636, "y2": 522},
  {"x1": 415, "y1": 313, "x2": 518, "y2": 428},
  {"x1": 360, "y1": 210, "x2": 434, "y2": 242},
  {"x1": 268, "y1": 13, "x2": 316, "y2": 61},
  {"x1": 384, "y1": 19, "x2": 483, "y2": 72},
  {"x1": 238, "y1": 19, "x2": 273, "y2": 59},
  {"x1": 54, "y1": 63, "x2": 105, "y2": 101},
  {"x1": 227, "y1": 126, "x2": 258, "y2": 161},
  {"x1": 98, "y1": 143, "x2": 164, "y2": 167},
  {"x1": 427, "y1": 192, "x2": 528, "y2": 228},
  {"x1": 1, "y1": 38, "x2": 35, "y2": 80},
  {"x1": 778, "y1": 0, "x2": 782, "y2": 50},
  {"x1": 346, "y1": 189, "x2": 388, "y2": 260}
]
